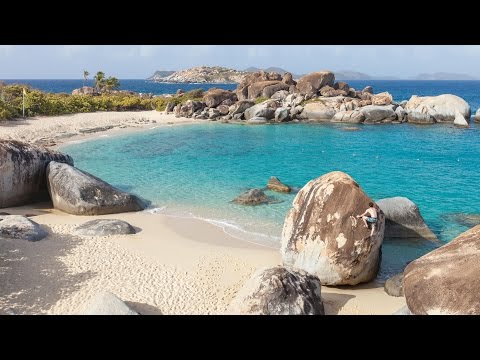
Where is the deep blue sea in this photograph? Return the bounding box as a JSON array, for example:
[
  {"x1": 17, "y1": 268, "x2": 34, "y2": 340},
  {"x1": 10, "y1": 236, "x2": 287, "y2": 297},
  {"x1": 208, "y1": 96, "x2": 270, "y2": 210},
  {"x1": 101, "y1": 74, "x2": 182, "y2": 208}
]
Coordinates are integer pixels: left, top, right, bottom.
[{"x1": 25, "y1": 78, "x2": 479, "y2": 280}]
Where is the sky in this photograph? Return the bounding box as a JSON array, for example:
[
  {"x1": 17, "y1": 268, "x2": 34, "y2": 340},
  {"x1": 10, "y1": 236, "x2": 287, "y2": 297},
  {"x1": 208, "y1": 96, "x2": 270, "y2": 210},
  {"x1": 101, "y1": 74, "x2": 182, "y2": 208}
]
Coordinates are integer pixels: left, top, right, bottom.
[{"x1": 1, "y1": 45, "x2": 480, "y2": 79}]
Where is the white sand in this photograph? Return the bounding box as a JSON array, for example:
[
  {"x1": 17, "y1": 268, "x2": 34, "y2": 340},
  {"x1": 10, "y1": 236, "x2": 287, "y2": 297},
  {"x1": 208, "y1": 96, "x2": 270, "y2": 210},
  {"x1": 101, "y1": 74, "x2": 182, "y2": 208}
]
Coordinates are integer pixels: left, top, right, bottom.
[
  {"x1": 0, "y1": 111, "x2": 406, "y2": 315},
  {"x1": 0, "y1": 110, "x2": 195, "y2": 147}
]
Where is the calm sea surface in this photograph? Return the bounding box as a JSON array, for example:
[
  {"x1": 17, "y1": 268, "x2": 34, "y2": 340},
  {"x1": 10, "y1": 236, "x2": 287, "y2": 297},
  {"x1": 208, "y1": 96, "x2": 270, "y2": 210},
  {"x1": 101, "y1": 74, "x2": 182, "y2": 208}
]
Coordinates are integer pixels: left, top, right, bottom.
[{"x1": 20, "y1": 78, "x2": 478, "y2": 280}]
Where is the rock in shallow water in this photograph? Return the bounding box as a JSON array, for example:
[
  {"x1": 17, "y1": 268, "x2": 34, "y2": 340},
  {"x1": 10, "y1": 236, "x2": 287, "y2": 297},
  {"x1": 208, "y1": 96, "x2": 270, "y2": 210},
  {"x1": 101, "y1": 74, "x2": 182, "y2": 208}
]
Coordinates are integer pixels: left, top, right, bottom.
[
  {"x1": 376, "y1": 197, "x2": 437, "y2": 242},
  {"x1": 384, "y1": 272, "x2": 404, "y2": 297},
  {"x1": 0, "y1": 215, "x2": 48, "y2": 241},
  {"x1": 74, "y1": 219, "x2": 136, "y2": 236},
  {"x1": 281, "y1": 171, "x2": 385, "y2": 286},
  {"x1": 266, "y1": 176, "x2": 291, "y2": 193},
  {"x1": 79, "y1": 291, "x2": 138, "y2": 315},
  {"x1": 47, "y1": 161, "x2": 148, "y2": 215},
  {"x1": 404, "y1": 225, "x2": 480, "y2": 314},
  {"x1": 0, "y1": 140, "x2": 73, "y2": 208},
  {"x1": 228, "y1": 266, "x2": 324, "y2": 315},
  {"x1": 232, "y1": 189, "x2": 271, "y2": 205}
]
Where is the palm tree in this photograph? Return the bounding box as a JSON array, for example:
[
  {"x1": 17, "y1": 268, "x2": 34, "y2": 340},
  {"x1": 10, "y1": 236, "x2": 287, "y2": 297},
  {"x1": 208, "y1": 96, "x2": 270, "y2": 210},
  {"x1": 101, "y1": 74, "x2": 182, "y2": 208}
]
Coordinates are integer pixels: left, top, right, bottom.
[
  {"x1": 93, "y1": 71, "x2": 105, "y2": 92},
  {"x1": 83, "y1": 70, "x2": 90, "y2": 87}
]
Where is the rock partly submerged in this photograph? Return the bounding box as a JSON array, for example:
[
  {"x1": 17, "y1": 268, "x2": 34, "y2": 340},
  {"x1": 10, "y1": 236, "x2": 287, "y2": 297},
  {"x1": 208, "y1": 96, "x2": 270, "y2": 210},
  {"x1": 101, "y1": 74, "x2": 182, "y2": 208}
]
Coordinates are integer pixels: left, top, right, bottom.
[
  {"x1": 0, "y1": 140, "x2": 73, "y2": 208},
  {"x1": 281, "y1": 171, "x2": 385, "y2": 285},
  {"x1": 403, "y1": 225, "x2": 480, "y2": 314},
  {"x1": 0, "y1": 215, "x2": 48, "y2": 241},
  {"x1": 232, "y1": 189, "x2": 277, "y2": 205},
  {"x1": 78, "y1": 291, "x2": 138, "y2": 315},
  {"x1": 228, "y1": 266, "x2": 324, "y2": 315},
  {"x1": 74, "y1": 219, "x2": 136, "y2": 236},
  {"x1": 266, "y1": 176, "x2": 291, "y2": 193},
  {"x1": 405, "y1": 94, "x2": 471, "y2": 125},
  {"x1": 47, "y1": 162, "x2": 148, "y2": 215},
  {"x1": 376, "y1": 197, "x2": 437, "y2": 242}
]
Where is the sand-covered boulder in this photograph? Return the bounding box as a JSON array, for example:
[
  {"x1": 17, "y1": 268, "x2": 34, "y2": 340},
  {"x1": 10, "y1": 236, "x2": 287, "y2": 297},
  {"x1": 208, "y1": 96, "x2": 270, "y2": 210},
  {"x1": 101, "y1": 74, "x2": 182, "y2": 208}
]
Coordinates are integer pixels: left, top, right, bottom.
[
  {"x1": 331, "y1": 110, "x2": 365, "y2": 123},
  {"x1": 405, "y1": 94, "x2": 471, "y2": 124},
  {"x1": 79, "y1": 291, "x2": 138, "y2": 315},
  {"x1": 296, "y1": 71, "x2": 335, "y2": 95},
  {"x1": 281, "y1": 171, "x2": 385, "y2": 285},
  {"x1": 267, "y1": 176, "x2": 291, "y2": 193},
  {"x1": 232, "y1": 189, "x2": 270, "y2": 205},
  {"x1": 361, "y1": 105, "x2": 397, "y2": 123},
  {"x1": 377, "y1": 197, "x2": 437, "y2": 241},
  {"x1": 228, "y1": 266, "x2": 324, "y2": 315},
  {"x1": 244, "y1": 100, "x2": 278, "y2": 120},
  {"x1": 203, "y1": 89, "x2": 237, "y2": 108},
  {"x1": 74, "y1": 219, "x2": 136, "y2": 236},
  {"x1": 0, "y1": 215, "x2": 48, "y2": 241},
  {"x1": 47, "y1": 162, "x2": 147, "y2": 215},
  {"x1": 0, "y1": 140, "x2": 74, "y2": 208},
  {"x1": 384, "y1": 273, "x2": 404, "y2": 297},
  {"x1": 404, "y1": 225, "x2": 480, "y2": 314}
]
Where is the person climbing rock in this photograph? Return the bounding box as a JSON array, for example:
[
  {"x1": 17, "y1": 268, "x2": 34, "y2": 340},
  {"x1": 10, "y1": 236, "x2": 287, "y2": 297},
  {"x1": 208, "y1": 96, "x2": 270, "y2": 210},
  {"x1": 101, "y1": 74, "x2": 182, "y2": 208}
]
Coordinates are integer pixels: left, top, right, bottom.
[{"x1": 357, "y1": 202, "x2": 378, "y2": 237}]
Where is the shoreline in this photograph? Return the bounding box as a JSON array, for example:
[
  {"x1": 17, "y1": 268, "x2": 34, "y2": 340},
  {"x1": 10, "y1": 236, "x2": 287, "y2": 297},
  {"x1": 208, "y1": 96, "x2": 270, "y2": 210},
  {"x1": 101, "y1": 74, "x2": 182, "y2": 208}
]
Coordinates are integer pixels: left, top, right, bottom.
[
  {"x1": 0, "y1": 203, "x2": 405, "y2": 315},
  {"x1": 0, "y1": 110, "x2": 406, "y2": 315}
]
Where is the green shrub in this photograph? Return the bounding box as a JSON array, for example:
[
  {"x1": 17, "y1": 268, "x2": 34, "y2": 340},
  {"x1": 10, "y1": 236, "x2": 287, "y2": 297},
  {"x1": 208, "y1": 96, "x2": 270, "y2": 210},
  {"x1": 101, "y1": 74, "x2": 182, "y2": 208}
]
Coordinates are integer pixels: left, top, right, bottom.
[{"x1": 254, "y1": 96, "x2": 268, "y2": 104}]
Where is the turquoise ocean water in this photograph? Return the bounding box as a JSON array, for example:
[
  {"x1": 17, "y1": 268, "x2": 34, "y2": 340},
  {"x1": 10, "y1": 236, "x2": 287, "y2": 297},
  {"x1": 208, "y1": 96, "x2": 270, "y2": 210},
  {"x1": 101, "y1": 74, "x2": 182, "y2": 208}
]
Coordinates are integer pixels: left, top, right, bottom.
[{"x1": 51, "y1": 79, "x2": 480, "y2": 280}]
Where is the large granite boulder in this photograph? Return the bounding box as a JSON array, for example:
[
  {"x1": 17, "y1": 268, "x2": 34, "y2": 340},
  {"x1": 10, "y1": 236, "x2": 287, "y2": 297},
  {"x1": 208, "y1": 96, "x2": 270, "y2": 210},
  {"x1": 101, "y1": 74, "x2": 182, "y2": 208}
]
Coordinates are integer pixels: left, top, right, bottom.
[
  {"x1": 282, "y1": 72, "x2": 296, "y2": 86},
  {"x1": 79, "y1": 291, "x2": 138, "y2": 315},
  {"x1": 232, "y1": 189, "x2": 270, "y2": 205},
  {"x1": 175, "y1": 100, "x2": 206, "y2": 118},
  {"x1": 0, "y1": 140, "x2": 74, "y2": 208},
  {"x1": 274, "y1": 107, "x2": 290, "y2": 122},
  {"x1": 267, "y1": 176, "x2": 291, "y2": 193},
  {"x1": 248, "y1": 81, "x2": 281, "y2": 99},
  {"x1": 281, "y1": 171, "x2": 385, "y2": 285},
  {"x1": 331, "y1": 110, "x2": 365, "y2": 123},
  {"x1": 296, "y1": 71, "x2": 335, "y2": 95},
  {"x1": 395, "y1": 106, "x2": 407, "y2": 122},
  {"x1": 262, "y1": 83, "x2": 291, "y2": 99},
  {"x1": 74, "y1": 219, "x2": 136, "y2": 236},
  {"x1": 0, "y1": 215, "x2": 48, "y2": 241},
  {"x1": 384, "y1": 272, "x2": 404, "y2": 297},
  {"x1": 361, "y1": 105, "x2": 397, "y2": 123},
  {"x1": 334, "y1": 81, "x2": 350, "y2": 92},
  {"x1": 46, "y1": 162, "x2": 147, "y2": 215},
  {"x1": 371, "y1": 92, "x2": 393, "y2": 105},
  {"x1": 376, "y1": 197, "x2": 437, "y2": 241},
  {"x1": 203, "y1": 89, "x2": 237, "y2": 108},
  {"x1": 405, "y1": 94, "x2": 471, "y2": 124},
  {"x1": 302, "y1": 102, "x2": 336, "y2": 121},
  {"x1": 403, "y1": 225, "x2": 480, "y2": 314},
  {"x1": 229, "y1": 100, "x2": 255, "y2": 116},
  {"x1": 236, "y1": 71, "x2": 283, "y2": 100},
  {"x1": 244, "y1": 100, "x2": 278, "y2": 120},
  {"x1": 227, "y1": 266, "x2": 324, "y2": 315}
]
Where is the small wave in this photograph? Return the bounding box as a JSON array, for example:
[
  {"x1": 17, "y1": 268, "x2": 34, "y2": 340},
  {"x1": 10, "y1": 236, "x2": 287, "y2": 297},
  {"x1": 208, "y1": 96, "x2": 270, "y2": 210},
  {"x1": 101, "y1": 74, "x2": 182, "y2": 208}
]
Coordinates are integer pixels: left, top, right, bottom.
[
  {"x1": 143, "y1": 206, "x2": 167, "y2": 214},
  {"x1": 142, "y1": 206, "x2": 280, "y2": 249}
]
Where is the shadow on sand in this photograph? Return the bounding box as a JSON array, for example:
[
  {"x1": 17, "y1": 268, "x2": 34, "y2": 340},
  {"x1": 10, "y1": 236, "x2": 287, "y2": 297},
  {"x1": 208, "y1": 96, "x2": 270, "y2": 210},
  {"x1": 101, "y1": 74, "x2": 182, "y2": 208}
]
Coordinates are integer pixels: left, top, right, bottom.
[{"x1": 0, "y1": 225, "x2": 95, "y2": 314}]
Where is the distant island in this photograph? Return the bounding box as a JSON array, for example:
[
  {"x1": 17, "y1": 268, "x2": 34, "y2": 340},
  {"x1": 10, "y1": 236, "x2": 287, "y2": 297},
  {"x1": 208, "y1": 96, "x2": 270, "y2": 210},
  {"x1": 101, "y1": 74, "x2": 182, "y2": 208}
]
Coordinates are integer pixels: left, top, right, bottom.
[
  {"x1": 413, "y1": 72, "x2": 477, "y2": 80},
  {"x1": 147, "y1": 66, "x2": 247, "y2": 83},
  {"x1": 146, "y1": 66, "x2": 478, "y2": 83}
]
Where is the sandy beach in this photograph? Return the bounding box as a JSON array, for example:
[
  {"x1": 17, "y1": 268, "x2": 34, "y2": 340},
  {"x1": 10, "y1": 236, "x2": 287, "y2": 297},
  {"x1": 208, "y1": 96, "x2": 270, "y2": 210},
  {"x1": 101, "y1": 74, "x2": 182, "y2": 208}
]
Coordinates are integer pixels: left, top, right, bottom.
[{"x1": 0, "y1": 111, "x2": 406, "y2": 315}]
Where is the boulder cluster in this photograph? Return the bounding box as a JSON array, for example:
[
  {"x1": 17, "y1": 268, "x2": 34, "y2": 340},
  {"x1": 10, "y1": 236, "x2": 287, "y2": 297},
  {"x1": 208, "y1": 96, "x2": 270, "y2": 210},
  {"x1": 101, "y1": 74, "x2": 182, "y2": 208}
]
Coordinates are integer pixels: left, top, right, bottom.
[{"x1": 166, "y1": 70, "x2": 472, "y2": 127}]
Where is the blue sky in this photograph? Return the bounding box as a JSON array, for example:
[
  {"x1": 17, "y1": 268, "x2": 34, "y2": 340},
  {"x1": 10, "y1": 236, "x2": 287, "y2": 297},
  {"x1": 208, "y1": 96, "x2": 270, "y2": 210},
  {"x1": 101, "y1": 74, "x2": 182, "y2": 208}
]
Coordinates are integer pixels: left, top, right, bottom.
[{"x1": 1, "y1": 45, "x2": 480, "y2": 79}]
